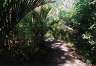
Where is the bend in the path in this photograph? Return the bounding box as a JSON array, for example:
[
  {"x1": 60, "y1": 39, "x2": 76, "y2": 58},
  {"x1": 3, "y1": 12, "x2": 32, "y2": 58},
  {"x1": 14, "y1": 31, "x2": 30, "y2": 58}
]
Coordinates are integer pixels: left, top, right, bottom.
[{"x1": 44, "y1": 40, "x2": 88, "y2": 66}]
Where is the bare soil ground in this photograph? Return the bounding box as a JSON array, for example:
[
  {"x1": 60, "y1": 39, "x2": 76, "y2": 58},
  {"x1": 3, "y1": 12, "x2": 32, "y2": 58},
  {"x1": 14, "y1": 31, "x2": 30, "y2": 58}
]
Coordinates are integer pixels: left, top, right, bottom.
[{"x1": 0, "y1": 40, "x2": 94, "y2": 66}]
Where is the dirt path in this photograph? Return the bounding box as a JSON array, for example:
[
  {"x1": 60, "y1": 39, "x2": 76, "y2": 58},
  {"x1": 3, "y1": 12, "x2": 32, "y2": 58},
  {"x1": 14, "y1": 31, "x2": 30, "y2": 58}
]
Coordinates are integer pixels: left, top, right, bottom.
[
  {"x1": 0, "y1": 40, "x2": 92, "y2": 66},
  {"x1": 43, "y1": 40, "x2": 88, "y2": 66}
]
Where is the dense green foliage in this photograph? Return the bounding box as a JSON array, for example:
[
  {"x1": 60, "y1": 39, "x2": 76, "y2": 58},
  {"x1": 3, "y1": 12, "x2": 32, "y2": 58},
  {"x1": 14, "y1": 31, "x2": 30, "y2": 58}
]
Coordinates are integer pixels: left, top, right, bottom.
[
  {"x1": 0, "y1": 0, "x2": 52, "y2": 60},
  {"x1": 0, "y1": 0, "x2": 96, "y2": 64},
  {"x1": 69, "y1": 0, "x2": 96, "y2": 64},
  {"x1": 0, "y1": 0, "x2": 48, "y2": 47}
]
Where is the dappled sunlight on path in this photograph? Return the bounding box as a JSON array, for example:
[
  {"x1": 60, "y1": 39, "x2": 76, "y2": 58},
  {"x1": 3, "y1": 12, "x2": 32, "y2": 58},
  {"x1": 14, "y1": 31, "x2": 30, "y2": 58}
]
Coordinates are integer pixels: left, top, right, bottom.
[
  {"x1": 44, "y1": 40, "x2": 88, "y2": 66},
  {"x1": 0, "y1": 40, "x2": 92, "y2": 66}
]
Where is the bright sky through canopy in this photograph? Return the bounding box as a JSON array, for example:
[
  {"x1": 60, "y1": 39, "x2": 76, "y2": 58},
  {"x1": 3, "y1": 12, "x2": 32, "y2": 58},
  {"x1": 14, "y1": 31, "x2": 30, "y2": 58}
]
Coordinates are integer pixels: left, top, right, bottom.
[
  {"x1": 48, "y1": 0, "x2": 77, "y2": 20},
  {"x1": 53, "y1": 0, "x2": 76, "y2": 11}
]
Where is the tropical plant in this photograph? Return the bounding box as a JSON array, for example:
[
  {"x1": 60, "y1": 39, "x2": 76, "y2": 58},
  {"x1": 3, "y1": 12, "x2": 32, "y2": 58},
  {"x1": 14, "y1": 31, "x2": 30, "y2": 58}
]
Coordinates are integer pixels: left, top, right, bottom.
[
  {"x1": 70, "y1": 0, "x2": 96, "y2": 64},
  {"x1": 5, "y1": 4, "x2": 52, "y2": 59},
  {"x1": 0, "y1": 0, "x2": 52, "y2": 48}
]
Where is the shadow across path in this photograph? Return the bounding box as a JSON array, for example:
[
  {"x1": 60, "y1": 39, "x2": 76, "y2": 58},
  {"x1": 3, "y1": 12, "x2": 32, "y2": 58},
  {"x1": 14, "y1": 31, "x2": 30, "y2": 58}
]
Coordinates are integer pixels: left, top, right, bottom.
[{"x1": 0, "y1": 40, "x2": 87, "y2": 66}]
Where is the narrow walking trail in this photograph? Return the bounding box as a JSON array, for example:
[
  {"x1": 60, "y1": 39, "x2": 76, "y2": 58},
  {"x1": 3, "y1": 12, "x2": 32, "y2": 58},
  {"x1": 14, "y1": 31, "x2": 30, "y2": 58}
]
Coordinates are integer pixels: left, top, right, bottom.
[
  {"x1": 43, "y1": 40, "x2": 88, "y2": 66},
  {"x1": 0, "y1": 40, "x2": 91, "y2": 66}
]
